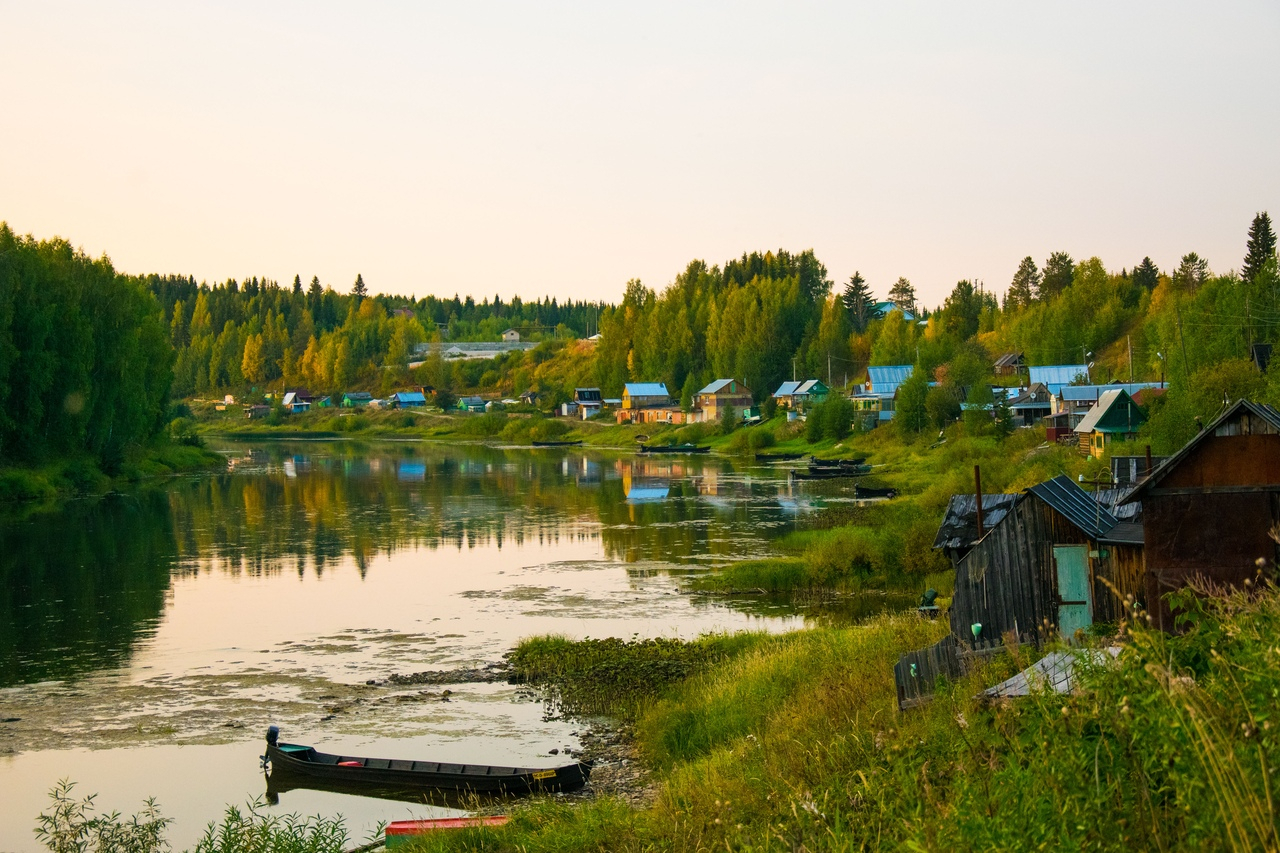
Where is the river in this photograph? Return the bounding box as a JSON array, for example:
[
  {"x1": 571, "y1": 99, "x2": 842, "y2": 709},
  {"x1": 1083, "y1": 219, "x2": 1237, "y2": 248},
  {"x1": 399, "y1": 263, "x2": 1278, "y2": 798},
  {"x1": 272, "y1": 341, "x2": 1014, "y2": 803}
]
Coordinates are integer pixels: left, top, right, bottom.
[{"x1": 0, "y1": 440, "x2": 898, "y2": 850}]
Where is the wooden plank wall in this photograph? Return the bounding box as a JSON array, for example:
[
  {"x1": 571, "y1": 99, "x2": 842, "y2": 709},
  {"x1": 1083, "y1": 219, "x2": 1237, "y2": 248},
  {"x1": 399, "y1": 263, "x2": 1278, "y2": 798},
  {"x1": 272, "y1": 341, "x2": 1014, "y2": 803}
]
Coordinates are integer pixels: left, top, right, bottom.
[{"x1": 894, "y1": 636, "x2": 962, "y2": 710}]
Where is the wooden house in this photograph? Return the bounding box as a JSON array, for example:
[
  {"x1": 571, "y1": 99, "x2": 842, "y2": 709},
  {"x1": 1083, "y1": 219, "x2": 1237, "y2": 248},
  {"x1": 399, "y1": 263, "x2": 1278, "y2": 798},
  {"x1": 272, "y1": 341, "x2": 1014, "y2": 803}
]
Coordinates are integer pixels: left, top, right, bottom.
[
  {"x1": 392, "y1": 391, "x2": 427, "y2": 408},
  {"x1": 948, "y1": 475, "x2": 1145, "y2": 646},
  {"x1": 457, "y1": 395, "x2": 486, "y2": 413},
  {"x1": 1123, "y1": 399, "x2": 1280, "y2": 631},
  {"x1": 1073, "y1": 388, "x2": 1145, "y2": 458},
  {"x1": 502, "y1": 328, "x2": 521, "y2": 342},
  {"x1": 772, "y1": 379, "x2": 829, "y2": 410},
  {"x1": 1006, "y1": 382, "x2": 1051, "y2": 427},
  {"x1": 341, "y1": 392, "x2": 373, "y2": 408},
  {"x1": 993, "y1": 352, "x2": 1026, "y2": 378},
  {"x1": 696, "y1": 379, "x2": 752, "y2": 422},
  {"x1": 621, "y1": 383, "x2": 670, "y2": 410}
]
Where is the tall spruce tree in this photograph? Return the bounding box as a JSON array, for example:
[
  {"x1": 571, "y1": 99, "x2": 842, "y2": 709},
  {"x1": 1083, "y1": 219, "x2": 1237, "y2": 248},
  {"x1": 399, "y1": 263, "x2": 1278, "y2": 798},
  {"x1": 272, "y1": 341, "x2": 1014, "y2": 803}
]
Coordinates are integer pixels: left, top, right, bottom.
[
  {"x1": 1133, "y1": 257, "x2": 1160, "y2": 291},
  {"x1": 888, "y1": 277, "x2": 917, "y2": 316},
  {"x1": 1242, "y1": 212, "x2": 1276, "y2": 285},
  {"x1": 1040, "y1": 252, "x2": 1075, "y2": 298},
  {"x1": 292, "y1": 274, "x2": 303, "y2": 294},
  {"x1": 1005, "y1": 256, "x2": 1040, "y2": 309},
  {"x1": 352, "y1": 273, "x2": 367, "y2": 301},
  {"x1": 842, "y1": 271, "x2": 874, "y2": 332}
]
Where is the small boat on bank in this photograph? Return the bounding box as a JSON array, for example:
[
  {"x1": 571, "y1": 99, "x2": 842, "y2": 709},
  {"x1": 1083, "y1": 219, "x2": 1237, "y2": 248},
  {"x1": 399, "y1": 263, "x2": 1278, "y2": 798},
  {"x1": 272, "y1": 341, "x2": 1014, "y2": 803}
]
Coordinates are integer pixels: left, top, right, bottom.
[
  {"x1": 386, "y1": 817, "x2": 509, "y2": 848},
  {"x1": 531, "y1": 440, "x2": 583, "y2": 447},
  {"x1": 854, "y1": 484, "x2": 898, "y2": 499},
  {"x1": 262, "y1": 727, "x2": 591, "y2": 795},
  {"x1": 808, "y1": 456, "x2": 867, "y2": 469},
  {"x1": 755, "y1": 452, "x2": 805, "y2": 462},
  {"x1": 637, "y1": 444, "x2": 710, "y2": 454}
]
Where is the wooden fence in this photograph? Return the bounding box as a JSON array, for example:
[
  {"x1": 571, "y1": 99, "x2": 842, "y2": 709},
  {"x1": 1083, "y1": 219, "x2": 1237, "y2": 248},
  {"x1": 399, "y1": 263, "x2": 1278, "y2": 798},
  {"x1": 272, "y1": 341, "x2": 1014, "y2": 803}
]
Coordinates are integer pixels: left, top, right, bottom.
[{"x1": 894, "y1": 632, "x2": 1038, "y2": 711}]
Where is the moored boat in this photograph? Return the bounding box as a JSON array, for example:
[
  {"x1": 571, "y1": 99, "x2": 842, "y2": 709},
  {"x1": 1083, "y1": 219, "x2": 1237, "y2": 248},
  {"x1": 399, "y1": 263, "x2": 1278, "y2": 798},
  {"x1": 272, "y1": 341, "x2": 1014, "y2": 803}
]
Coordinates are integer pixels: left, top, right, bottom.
[
  {"x1": 637, "y1": 444, "x2": 710, "y2": 454},
  {"x1": 531, "y1": 440, "x2": 583, "y2": 447},
  {"x1": 262, "y1": 727, "x2": 591, "y2": 795},
  {"x1": 386, "y1": 817, "x2": 509, "y2": 848}
]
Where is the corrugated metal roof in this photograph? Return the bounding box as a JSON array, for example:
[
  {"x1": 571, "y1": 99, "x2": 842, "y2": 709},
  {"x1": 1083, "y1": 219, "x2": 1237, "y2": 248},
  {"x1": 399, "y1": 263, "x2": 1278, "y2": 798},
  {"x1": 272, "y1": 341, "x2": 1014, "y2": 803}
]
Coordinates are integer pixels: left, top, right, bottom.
[
  {"x1": 867, "y1": 365, "x2": 913, "y2": 394},
  {"x1": 393, "y1": 391, "x2": 427, "y2": 403},
  {"x1": 1060, "y1": 382, "x2": 1162, "y2": 402},
  {"x1": 1098, "y1": 521, "x2": 1144, "y2": 545},
  {"x1": 797, "y1": 379, "x2": 826, "y2": 394},
  {"x1": 1124, "y1": 399, "x2": 1280, "y2": 502},
  {"x1": 933, "y1": 493, "x2": 1021, "y2": 550},
  {"x1": 624, "y1": 383, "x2": 669, "y2": 397},
  {"x1": 1029, "y1": 365, "x2": 1089, "y2": 394},
  {"x1": 1028, "y1": 475, "x2": 1117, "y2": 539},
  {"x1": 1074, "y1": 388, "x2": 1125, "y2": 433},
  {"x1": 700, "y1": 378, "x2": 749, "y2": 395},
  {"x1": 993, "y1": 352, "x2": 1024, "y2": 368},
  {"x1": 773, "y1": 381, "x2": 802, "y2": 397}
]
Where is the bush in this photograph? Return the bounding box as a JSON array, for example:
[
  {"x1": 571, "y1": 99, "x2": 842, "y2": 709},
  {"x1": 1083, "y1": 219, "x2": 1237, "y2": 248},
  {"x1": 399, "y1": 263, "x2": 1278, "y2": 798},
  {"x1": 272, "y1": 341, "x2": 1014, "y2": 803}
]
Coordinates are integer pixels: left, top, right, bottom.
[
  {"x1": 457, "y1": 411, "x2": 508, "y2": 437},
  {"x1": 168, "y1": 417, "x2": 203, "y2": 447},
  {"x1": 728, "y1": 426, "x2": 777, "y2": 454}
]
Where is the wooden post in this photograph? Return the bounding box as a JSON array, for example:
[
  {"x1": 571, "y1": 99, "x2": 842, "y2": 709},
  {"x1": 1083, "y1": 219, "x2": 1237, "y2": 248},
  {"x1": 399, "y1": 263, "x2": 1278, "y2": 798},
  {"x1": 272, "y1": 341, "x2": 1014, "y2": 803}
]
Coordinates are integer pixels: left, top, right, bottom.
[
  {"x1": 1145, "y1": 444, "x2": 1154, "y2": 476},
  {"x1": 974, "y1": 465, "x2": 984, "y2": 538}
]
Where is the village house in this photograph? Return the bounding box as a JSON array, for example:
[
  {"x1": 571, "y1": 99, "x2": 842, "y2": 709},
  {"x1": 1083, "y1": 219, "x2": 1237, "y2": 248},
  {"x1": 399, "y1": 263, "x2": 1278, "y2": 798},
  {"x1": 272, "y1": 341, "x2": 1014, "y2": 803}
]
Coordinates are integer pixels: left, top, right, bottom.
[
  {"x1": 244, "y1": 404, "x2": 271, "y2": 419},
  {"x1": 457, "y1": 395, "x2": 486, "y2": 413},
  {"x1": 281, "y1": 391, "x2": 311, "y2": 414},
  {"x1": 1073, "y1": 388, "x2": 1145, "y2": 457},
  {"x1": 1123, "y1": 399, "x2": 1280, "y2": 630},
  {"x1": 392, "y1": 390, "x2": 427, "y2": 408},
  {"x1": 519, "y1": 389, "x2": 540, "y2": 407},
  {"x1": 993, "y1": 352, "x2": 1026, "y2": 378},
  {"x1": 696, "y1": 379, "x2": 752, "y2": 422},
  {"x1": 574, "y1": 388, "x2": 603, "y2": 419},
  {"x1": 341, "y1": 392, "x2": 373, "y2": 408},
  {"x1": 1006, "y1": 382, "x2": 1052, "y2": 427},
  {"x1": 866, "y1": 366, "x2": 914, "y2": 422},
  {"x1": 502, "y1": 328, "x2": 520, "y2": 342},
  {"x1": 616, "y1": 383, "x2": 684, "y2": 423},
  {"x1": 1055, "y1": 382, "x2": 1163, "y2": 423},
  {"x1": 772, "y1": 379, "x2": 829, "y2": 410},
  {"x1": 1028, "y1": 365, "x2": 1089, "y2": 399}
]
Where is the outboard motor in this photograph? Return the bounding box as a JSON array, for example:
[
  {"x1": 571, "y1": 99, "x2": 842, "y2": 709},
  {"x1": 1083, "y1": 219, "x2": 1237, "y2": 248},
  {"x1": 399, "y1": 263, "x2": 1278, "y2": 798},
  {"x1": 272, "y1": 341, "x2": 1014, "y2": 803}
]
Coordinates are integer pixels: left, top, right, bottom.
[{"x1": 261, "y1": 725, "x2": 280, "y2": 770}]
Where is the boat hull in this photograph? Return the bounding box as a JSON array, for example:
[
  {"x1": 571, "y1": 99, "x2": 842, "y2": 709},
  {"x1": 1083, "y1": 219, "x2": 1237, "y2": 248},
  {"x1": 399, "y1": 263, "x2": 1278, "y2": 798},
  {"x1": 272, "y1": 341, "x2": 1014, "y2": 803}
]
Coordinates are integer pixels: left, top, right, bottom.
[{"x1": 266, "y1": 742, "x2": 591, "y2": 796}]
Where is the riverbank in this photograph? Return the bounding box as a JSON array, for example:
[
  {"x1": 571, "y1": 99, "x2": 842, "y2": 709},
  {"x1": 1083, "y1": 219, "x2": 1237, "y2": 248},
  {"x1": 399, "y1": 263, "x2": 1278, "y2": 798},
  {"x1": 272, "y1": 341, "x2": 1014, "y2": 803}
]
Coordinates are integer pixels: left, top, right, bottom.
[
  {"x1": 0, "y1": 443, "x2": 225, "y2": 505},
  {"x1": 408, "y1": 583, "x2": 1280, "y2": 852}
]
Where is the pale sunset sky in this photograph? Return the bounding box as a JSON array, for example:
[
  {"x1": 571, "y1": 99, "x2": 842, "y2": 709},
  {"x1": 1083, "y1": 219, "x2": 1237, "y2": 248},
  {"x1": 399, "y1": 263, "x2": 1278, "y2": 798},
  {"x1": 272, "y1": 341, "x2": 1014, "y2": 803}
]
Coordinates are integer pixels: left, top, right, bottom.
[{"x1": 2, "y1": 2, "x2": 1277, "y2": 307}]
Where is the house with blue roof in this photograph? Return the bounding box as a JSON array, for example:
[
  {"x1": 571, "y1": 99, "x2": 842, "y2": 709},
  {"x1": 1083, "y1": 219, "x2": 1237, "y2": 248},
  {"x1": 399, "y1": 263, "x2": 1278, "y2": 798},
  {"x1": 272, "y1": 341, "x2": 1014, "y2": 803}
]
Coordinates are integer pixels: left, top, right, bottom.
[
  {"x1": 1055, "y1": 383, "x2": 1163, "y2": 421},
  {"x1": 772, "y1": 379, "x2": 829, "y2": 410},
  {"x1": 622, "y1": 382, "x2": 670, "y2": 409},
  {"x1": 697, "y1": 379, "x2": 753, "y2": 422},
  {"x1": 392, "y1": 390, "x2": 427, "y2": 407}
]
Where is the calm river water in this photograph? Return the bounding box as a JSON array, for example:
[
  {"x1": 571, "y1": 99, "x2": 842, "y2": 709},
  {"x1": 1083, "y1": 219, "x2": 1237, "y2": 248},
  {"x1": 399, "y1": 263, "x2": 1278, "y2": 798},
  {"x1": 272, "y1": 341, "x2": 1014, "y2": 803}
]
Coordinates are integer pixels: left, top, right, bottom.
[{"x1": 0, "y1": 441, "x2": 893, "y2": 850}]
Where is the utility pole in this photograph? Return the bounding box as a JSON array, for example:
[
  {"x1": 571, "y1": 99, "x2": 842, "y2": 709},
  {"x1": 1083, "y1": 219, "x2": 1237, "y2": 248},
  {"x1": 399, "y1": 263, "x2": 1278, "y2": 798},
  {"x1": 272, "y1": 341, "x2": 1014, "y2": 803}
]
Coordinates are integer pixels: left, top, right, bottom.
[
  {"x1": 828, "y1": 353, "x2": 832, "y2": 387},
  {"x1": 1175, "y1": 302, "x2": 1190, "y2": 382},
  {"x1": 1127, "y1": 335, "x2": 1133, "y2": 382},
  {"x1": 792, "y1": 357, "x2": 796, "y2": 382}
]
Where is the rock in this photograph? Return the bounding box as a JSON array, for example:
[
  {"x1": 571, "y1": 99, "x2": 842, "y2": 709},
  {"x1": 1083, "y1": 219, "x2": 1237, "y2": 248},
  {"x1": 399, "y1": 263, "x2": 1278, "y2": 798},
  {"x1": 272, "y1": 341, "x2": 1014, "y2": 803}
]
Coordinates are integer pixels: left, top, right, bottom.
[{"x1": 549, "y1": 748, "x2": 559, "y2": 755}]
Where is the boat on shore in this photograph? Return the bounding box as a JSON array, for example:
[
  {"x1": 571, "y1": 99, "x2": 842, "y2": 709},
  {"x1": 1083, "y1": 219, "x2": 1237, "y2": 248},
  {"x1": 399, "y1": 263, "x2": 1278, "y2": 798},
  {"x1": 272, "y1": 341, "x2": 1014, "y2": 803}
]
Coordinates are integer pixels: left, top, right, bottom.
[
  {"x1": 854, "y1": 484, "x2": 898, "y2": 499},
  {"x1": 262, "y1": 727, "x2": 591, "y2": 796},
  {"x1": 637, "y1": 444, "x2": 710, "y2": 454},
  {"x1": 808, "y1": 456, "x2": 867, "y2": 469},
  {"x1": 755, "y1": 452, "x2": 805, "y2": 461},
  {"x1": 531, "y1": 440, "x2": 583, "y2": 447},
  {"x1": 386, "y1": 817, "x2": 510, "y2": 847}
]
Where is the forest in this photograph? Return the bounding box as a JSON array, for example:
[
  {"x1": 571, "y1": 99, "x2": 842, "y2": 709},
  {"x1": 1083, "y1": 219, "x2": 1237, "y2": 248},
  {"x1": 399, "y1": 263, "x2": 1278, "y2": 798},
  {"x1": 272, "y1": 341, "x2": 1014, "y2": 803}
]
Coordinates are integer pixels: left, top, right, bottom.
[{"x1": 2, "y1": 213, "x2": 1277, "y2": 469}]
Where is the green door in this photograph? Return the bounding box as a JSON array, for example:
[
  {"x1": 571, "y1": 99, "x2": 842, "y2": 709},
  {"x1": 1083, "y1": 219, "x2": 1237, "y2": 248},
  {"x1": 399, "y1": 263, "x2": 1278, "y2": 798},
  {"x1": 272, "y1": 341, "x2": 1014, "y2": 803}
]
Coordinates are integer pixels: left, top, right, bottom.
[{"x1": 1053, "y1": 545, "x2": 1093, "y2": 642}]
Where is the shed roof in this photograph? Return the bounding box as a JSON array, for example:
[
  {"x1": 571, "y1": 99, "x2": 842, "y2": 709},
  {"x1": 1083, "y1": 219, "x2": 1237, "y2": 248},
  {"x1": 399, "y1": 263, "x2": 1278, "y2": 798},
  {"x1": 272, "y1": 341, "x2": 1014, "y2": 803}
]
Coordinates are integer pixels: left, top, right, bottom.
[
  {"x1": 1123, "y1": 399, "x2": 1280, "y2": 503},
  {"x1": 624, "y1": 382, "x2": 669, "y2": 397},
  {"x1": 1029, "y1": 365, "x2": 1089, "y2": 394},
  {"x1": 458, "y1": 395, "x2": 485, "y2": 405},
  {"x1": 933, "y1": 493, "x2": 1020, "y2": 550},
  {"x1": 343, "y1": 391, "x2": 373, "y2": 400},
  {"x1": 797, "y1": 379, "x2": 827, "y2": 395},
  {"x1": 1028, "y1": 475, "x2": 1118, "y2": 539},
  {"x1": 774, "y1": 380, "x2": 802, "y2": 397},
  {"x1": 393, "y1": 391, "x2": 427, "y2": 403},
  {"x1": 994, "y1": 352, "x2": 1024, "y2": 369},
  {"x1": 1074, "y1": 389, "x2": 1144, "y2": 434},
  {"x1": 867, "y1": 365, "x2": 913, "y2": 394}
]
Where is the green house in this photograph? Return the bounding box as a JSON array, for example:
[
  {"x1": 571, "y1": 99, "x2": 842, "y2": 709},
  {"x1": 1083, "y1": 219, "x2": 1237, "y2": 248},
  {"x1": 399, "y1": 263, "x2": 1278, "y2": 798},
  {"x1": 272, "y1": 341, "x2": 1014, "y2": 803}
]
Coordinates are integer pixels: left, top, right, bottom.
[{"x1": 1073, "y1": 389, "x2": 1146, "y2": 458}]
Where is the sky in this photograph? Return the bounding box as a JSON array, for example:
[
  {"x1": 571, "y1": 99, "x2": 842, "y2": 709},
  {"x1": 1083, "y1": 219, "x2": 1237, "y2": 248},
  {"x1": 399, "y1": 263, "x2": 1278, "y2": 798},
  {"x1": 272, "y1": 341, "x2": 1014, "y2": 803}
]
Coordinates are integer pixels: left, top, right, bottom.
[{"x1": 2, "y1": 2, "x2": 1278, "y2": 308}]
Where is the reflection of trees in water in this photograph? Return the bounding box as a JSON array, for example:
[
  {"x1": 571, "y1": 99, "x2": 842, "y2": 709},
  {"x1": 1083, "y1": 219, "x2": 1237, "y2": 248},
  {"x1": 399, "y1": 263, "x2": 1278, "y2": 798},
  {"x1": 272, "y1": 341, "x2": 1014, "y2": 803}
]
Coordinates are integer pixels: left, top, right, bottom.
[
  {"x1": 188, "y1": 444, "x2": 795, "y2": 575},
  {"x1": 0, "y1": 493, "x2": 177, "y2": 686}
]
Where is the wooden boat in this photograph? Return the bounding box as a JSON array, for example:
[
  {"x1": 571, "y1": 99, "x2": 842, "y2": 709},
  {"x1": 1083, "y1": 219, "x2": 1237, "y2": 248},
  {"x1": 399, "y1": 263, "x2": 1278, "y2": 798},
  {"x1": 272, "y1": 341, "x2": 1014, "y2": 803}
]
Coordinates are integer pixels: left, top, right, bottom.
[
  {"x1": 808, "y1": 456, "x2": 867, "y2": 469},
  {"x1": 262, "y1": 728, "x2": 591, "y2": 795},
  {"x1": 791, "y1": 469, "x2": 854, "y2": 480},
  {"x1": 637, "y1": 444, "x2": 710, "y2": 455},
  {"x1": 386, "y1": 817, "x2": 509, "y2": 847},
  {"x1": 531, "y1": 440, "x2": 583, "y2": 447},
  {"x1": 755, "y1": 452, "x2": 805, "y2": 461},
  {"x1": 854, "y1": 484, "x2": 898, "y2": 499}
]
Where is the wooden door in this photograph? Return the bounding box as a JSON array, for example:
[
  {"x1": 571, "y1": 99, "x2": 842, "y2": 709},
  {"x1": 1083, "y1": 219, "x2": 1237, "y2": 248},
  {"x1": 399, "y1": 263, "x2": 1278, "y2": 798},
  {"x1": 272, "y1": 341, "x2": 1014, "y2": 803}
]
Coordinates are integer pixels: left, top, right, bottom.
[{"x1": 1053, "y1": 545, "x2": 1093, "y2": 641}]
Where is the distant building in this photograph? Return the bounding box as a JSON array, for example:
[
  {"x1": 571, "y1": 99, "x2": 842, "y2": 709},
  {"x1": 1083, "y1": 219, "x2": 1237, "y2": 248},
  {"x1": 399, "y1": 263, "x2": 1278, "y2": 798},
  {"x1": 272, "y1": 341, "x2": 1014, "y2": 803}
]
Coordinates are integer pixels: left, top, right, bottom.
[
  {"x1": 993, "y1": 352, "x2": 1026, "y2": 378},
  {"x1": 519, "y1": 389, "x2": 541, "y2": 407},
  {"x1": 865, "y1": 366, "x2": 914, "y2": 421},
  {"x1": 1073, "y1": 389, "x2": 1145, "y2": 458},
  {"x1": 575, "y1": 388, "x2": 604, "y2": 419},
  {"x1": 341, "y1": 392, "x2": 373, "y2": 408},
  {"x1": 697, "y1": 379, "x2": 752, "y2": 422},
  {"x1": 457, "y1": 395, "x2": 486, "y2": 413},
  {"x1": 244, "y1": 404, "x2": 271, "y2": 419},
  {"x1": 392, "y1": 391, "x2": 427, "y2": 408},
  {"x1": 413, "y1": 341, "x2": 538, "y2": 361},
  {"x1": 1028, "y1": 365, "x2": 1089, "y2": 397},
  {"x1": 281, "y1": 391, "x2": 311, "y2": 414},
  {"x1": 772, "y1": 379, "x2": 829, "y2": 410},
  {"x1": 502, "y1": 328, "x2": 521, "y2": 342},
  {"x1": 622, "y1": 383, "x2": 671, "y2": 410},
  {"x1": 1007, "y1": 382, "x2": 1052, "y2": 427}
]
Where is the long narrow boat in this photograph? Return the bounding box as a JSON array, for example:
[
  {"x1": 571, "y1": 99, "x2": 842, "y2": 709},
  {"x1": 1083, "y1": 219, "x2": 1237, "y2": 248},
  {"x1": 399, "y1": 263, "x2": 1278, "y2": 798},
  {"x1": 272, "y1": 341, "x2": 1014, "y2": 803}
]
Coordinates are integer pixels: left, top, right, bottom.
[
  {"x1": 262, "y1": 728, "x2": 591, "y2": 795},
  {"x1": 854, "y1": 484, "x2": 898, "y2": 499},
  {"x1": 755, "y1": 452, "x2": 805, "y2": 462},
  {"x1": 637, "y1": 444, "x2": 710, "y2": 454},
  {"x1": 531, "y1": 440, "x2": 583, "y2": 447},
  {"x1": 808, "y1": 456, "x2": 867, "y2": 469}
]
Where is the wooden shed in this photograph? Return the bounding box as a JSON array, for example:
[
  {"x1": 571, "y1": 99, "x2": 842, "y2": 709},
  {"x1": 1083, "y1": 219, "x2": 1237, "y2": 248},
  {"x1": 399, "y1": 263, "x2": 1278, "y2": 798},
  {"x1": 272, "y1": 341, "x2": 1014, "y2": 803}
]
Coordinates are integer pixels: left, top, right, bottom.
[
  {"x1": 1123, "y1": 399, "x2": 1280, "y2": 631},
  {"x1": 949, "y1": 475, "x2": 1145, "y2": 646}
]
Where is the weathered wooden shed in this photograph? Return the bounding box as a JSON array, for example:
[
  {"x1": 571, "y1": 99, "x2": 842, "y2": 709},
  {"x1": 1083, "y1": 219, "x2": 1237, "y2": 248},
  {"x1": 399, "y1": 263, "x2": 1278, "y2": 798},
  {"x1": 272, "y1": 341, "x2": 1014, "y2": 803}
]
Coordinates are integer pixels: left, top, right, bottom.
[
  {"x1": 1124, "y1": 399, "x2": 1280, "y2": 630},
  {"x1": 949, "y1": 475, "x2": 1146, "y2": 646}
]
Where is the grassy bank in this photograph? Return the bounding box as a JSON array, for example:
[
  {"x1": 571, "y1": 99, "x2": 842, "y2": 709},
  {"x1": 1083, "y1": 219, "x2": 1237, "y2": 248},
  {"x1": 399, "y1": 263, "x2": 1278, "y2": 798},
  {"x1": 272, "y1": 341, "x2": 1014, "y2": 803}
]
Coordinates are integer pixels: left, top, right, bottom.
[
  {"x1": 0, "y1": 443, "x2": 224, "y2": 504},
  {"x1": 410, "y1": 584, "x2": 1280, "y2": 852}
]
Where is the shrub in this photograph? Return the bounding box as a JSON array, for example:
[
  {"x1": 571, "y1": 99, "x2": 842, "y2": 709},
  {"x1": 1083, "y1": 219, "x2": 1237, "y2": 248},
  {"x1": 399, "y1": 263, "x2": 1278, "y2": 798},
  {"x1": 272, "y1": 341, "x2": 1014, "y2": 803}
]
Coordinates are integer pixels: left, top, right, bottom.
[
  {"x1": 457, "y1": 411, "x2": 508, "y2": 436},
  {"x1": 168, "y1": 417, "x2": 203, "y2": 447}
]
